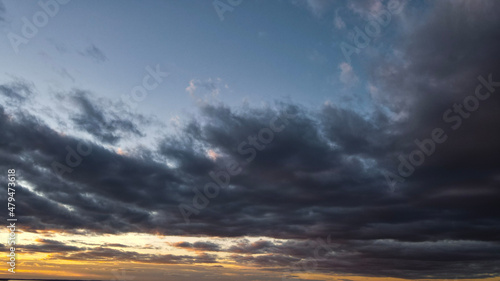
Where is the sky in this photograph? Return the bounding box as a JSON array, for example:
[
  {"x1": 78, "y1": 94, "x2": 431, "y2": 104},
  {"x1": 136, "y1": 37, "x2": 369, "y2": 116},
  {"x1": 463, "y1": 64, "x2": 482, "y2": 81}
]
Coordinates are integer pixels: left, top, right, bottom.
[{"x1": 0, "y1": 0, "x2": 500, "y2": 280}]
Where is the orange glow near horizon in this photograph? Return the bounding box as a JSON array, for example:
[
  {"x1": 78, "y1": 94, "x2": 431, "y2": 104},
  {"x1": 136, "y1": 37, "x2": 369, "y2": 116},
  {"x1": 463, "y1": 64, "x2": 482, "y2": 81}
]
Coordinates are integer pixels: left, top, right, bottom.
[{"x1": 1, "y1": 230, "x2": 498, "y2": 281}]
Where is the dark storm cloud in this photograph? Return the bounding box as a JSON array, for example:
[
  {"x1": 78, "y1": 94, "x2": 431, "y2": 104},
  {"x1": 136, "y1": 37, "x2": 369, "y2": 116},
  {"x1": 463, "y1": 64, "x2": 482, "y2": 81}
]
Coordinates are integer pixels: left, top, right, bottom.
[
  {"x1": 368, "y1": 0, "x2": 500, "y2": 232},
  {"x1": 192, "y1": 241, "x2": 220, "y2": 252},
  {"x1": 22, "y1": 239, "x2": 83, "y2": 253},
  {"x1": 171, "y1": 241, "x2": 221, "y2": 252},
  {"x1": 228, "y1": 239, "x2": 276, "y2": 254},
  {"x1": 232, "y1": 253, "x2": 300, "y2": 267},
  {"x1": 53, "y1": 246, "x2": 217, "y2": 264},
  {"x1": 0, "y1": 104, "x2": 178, "y2": 234},
  {"x1": 69, "y1": 90, "x2": 146, "y2": 144},
  {"x1": 1, "y1": 1, "x2": 500, "y2": 279},
  {"x1": 227, "y1": 238, "x2": 500, "y2": 279},
  {"x1": 1, "y1": 94, "x2": 499, "y2": 278},
  {"x1": 79, "y1": 44, "x2": 107, "y2": 63},
  {"x1": 104, "y1": 243, "x2": 130, "y2": 248}
]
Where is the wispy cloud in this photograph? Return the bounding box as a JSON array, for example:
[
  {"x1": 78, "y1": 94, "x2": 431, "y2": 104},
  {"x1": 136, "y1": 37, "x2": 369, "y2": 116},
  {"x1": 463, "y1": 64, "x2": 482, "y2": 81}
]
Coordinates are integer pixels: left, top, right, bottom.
[
  {"x1": 0, "y1": 0, "x2": 6, "y2": 22},
  {"x1": 185, "y1": 78, "x2": 225, "y2": 100},
  {"x1": 339, "y1": 62, "x2": 358, "y2": 85},
  {"x1": 300, "y1": 0, "x2": 334, "y2": 17},
  {"x1": 79, "y1": 44, "x2": 107, "y2": 63}
]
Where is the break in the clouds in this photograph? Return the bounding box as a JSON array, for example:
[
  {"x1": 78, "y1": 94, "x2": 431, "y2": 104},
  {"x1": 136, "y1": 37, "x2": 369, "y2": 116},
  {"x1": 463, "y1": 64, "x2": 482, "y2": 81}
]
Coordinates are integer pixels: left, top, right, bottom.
[{"x1": 0, "y1": 0, "x2": 499, "y2": 280}]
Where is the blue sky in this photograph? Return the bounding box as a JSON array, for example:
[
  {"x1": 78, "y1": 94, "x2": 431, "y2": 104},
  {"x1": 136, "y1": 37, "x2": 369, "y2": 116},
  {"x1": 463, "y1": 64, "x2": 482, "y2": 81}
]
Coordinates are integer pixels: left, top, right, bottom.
[{"x1": 1, "y1": 0, "x2": 412, "y2": 129}]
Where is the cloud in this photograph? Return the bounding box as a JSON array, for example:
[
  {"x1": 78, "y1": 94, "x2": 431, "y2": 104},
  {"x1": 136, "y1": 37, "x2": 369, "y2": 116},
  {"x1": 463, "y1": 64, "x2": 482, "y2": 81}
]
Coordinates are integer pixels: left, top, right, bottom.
[
  {"x1": 68, "y1": 90, "x2": 147, "y2": 144},
  {"x1": 2, "y1": 78, "x2": 500, "y2": 279},
  {"x1": 53, "y1": 246, "x2": 217, "y2": 264},
  {"x1": 53, "y1": 65, "x2": 75, "y2": 83},
  {"x1": 302, "y1": 0, "x2": 333, "y2": 18},
  {"x1": 171, "y1": 241, "x2": 221, "y2": 252},
  {"x1": 228, "y1": 239, "x2": 276, "y2": 254},
  {"x1": 186, "y1": 80, "x2": 197, "y2": 96},
  {"x1": 1, "y1": 88, "x2": 498, "y2": 279},
  {"x1": 334, "y1": 9, "x2": 346, "y2": 29},
  {"x1": 104, "y1": 243, "x2": 130, "y2": 248},
  {"x1": 0, "y1": 0, "x2": 6, "y2": 22},
  {"x1": 307, "y1": 49, "x2": 328, "y2": 64},
  {"x1": 347, "y1": 0, "x2": 386, "y2": 17},
  {"x1": 185, "y1": 78, "x2": 223, "y2": 98},
  {"x1": 22, "y1": 239, "x2": 83, "y2": 253},
  {"x1": 232, "y1": 253, "x2": 299, "y2": 268},
  {"x1": 0, "y1": 79, "x2": 34, "y2": 105},
  {"x1": 79, "y1": 44, "x2": 107, "y2": 63},
  {"x1": 339, "y1": 62, "x2": 358, "y2": 85},
  {"x1": 47, "y1": 38, "x2": 68, "y2": 54},
  {"x1": 2, "y1": 2, "x2": 500, "y2": 277}
]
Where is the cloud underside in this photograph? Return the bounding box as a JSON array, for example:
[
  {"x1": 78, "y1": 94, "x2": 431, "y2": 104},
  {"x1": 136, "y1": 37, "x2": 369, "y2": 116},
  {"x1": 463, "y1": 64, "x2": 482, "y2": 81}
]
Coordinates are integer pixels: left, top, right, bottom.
[{"x1": 0, "y1": 0, "x2": 500, "y2": 279}]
